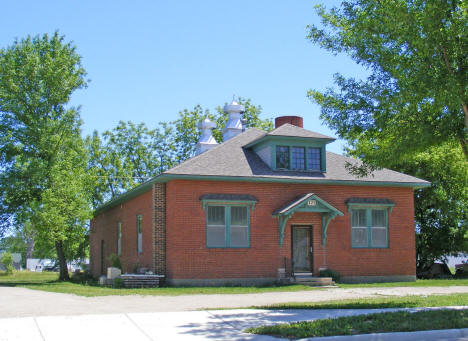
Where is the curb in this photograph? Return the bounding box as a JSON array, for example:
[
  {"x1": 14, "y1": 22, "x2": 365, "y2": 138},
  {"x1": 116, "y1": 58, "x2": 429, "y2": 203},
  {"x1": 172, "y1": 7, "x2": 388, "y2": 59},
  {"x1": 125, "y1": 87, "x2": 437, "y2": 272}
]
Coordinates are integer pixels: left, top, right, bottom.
[{"x1": 298, "y1": 328, "x2": 468, "y2": 341}]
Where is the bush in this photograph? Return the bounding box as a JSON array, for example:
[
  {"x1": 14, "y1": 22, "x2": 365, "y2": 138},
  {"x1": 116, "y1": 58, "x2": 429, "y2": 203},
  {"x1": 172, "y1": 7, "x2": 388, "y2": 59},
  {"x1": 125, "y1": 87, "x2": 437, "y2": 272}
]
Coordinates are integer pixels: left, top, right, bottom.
[
  {"x1": 108, "y1": 254, "x2": 122, "y2": 270},
  {"x1": 70, "y1": 271, "x2": 94, "y2": 284},
  {"x1": 113, "y1": 277, "x2": 124, "y2": 288},
  {"x1": 0, "y1": 252, "x2": 14, "y2": 275},
  {"x1": 319, "y1": 268, "x2": 341, "y2": 282}
]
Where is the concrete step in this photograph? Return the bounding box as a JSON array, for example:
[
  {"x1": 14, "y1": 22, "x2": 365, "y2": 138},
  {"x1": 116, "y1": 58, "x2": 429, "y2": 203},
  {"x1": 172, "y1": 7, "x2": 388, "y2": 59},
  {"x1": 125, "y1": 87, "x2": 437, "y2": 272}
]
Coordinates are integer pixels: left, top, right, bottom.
[
  {"x1": 293, "y1": 276, "x2": 334, "y2": 286},
  {"x1": 294, "y1": 272, "x2": 313, "y2": 277}
]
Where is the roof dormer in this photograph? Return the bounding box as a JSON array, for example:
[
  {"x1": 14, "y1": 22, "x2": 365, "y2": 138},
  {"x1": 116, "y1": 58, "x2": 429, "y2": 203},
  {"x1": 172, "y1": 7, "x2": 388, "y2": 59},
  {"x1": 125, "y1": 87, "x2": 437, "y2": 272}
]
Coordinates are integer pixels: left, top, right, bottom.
[{"x1": 244, "y1": 116, "x2": 335, "y2": 173}]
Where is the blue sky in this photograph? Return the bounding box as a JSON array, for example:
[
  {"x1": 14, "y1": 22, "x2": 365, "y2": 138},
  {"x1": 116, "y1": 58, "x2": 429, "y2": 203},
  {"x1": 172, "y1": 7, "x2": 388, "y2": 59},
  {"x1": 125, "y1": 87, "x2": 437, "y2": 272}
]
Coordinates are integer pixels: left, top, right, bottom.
[{"x1": 1, "y1": 0, "x2": 368, "y2": 154}]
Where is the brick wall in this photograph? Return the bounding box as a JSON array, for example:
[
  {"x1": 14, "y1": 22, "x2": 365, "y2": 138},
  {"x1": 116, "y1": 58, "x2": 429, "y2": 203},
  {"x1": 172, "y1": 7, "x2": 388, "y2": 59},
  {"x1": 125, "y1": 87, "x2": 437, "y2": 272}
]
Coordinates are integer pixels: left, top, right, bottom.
[
  {"x1": 89, "y1": 189, "x2": 154, "y2": 277},
  {"x1": 165, "y1": 180, "x2": 416, "y2": 280},
  {"x1": 91, "y1": 178, "x2": 416, "y2": 282}
]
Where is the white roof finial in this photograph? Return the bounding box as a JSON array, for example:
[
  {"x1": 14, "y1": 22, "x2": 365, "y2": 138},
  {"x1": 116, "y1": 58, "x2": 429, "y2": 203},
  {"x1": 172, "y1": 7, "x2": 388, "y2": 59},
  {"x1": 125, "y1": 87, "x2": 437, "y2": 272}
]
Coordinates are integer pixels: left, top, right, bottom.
[
  {"x1": 195, "y1": 116, "x2": 218, "y2": 155},
  {"x1": 223, "y1": 96, "x2": 245, "y2": 142}
]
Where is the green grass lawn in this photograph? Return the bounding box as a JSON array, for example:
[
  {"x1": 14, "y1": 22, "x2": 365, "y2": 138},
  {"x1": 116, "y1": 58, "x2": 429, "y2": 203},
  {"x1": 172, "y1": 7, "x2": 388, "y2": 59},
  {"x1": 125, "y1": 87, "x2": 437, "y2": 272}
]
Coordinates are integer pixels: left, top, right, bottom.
[
  {"x1": 246, "y1": 309, "x2": 468, "y2": 339},
  {"x1": 249, "y1": 293, "x2": 468, "y2": 310},
  {"x1": 1, "y1": 271, "x2": 468, "y2": 297},
  {"x1": 0, "y1": 271, "x2": 317, "y2": 297},
  {"x1": 337, "y1": 278, "x2": 468, "y2": 288}
]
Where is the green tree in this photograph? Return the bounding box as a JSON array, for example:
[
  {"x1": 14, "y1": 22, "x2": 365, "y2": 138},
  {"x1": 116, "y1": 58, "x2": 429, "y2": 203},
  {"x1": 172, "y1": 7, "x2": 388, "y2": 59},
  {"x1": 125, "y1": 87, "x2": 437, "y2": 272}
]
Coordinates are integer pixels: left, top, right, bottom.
[
  {"x1": 308, "y1": 0, "x2": 467, "y2": 166},
  {"x1": 0, "y1": 32, "x2": 92, "y2": 280},
  {"x1": 90, "y1": 97, "x2": 272, "y2": 205},
  {"x1": 170, "y1": 97, "x2": 273, "y2": 162},
  {"x1": 87, "y1": 122, "x2": 176, "y2": 207},
  {"x1": 0, "y1": 228, "x2": 30, "y2": 268},
  {"x1": 0, "y1": 252, "x2": 13, "y2": 274},
  {"x1": 31, "y1": 137, "x2": 92, "y2": 279},
  {"x1": 397, "y1": 142, "x2": 466, "y2": 269},
  {"x1": 307, "y1": 1, "x2": 468, "y2": 269}
]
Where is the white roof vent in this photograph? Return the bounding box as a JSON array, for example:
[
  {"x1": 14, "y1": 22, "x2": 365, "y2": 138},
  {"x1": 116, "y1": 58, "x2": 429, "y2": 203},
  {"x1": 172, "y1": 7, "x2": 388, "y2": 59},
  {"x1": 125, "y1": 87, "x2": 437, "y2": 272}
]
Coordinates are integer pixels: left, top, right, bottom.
[
  {"x1": 222, "y1": 98, "x2": 245, "y2": 142},
  {"x1": 195, "y1": 117, "x2": 218, "y2": 155}
]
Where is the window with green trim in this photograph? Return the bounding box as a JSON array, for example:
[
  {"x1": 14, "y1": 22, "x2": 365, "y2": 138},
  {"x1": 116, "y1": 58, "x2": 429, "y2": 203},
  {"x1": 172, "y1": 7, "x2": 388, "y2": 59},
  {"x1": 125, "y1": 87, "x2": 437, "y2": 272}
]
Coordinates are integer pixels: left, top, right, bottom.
[
  {"x1": 117, "y1": 221, "x2": 122, "y2": 256},
  {"x1": 206, "y1": 205, "x2": 249, "y2": 248},
  {"x1": 273, "y1": 144, "x2": 323, "y2": 171},
  {"x1": 137, "y1": 214, "x2": 142, "y2": 253},
  {"x1": 351, "y1": 208, "x2": 388, "y2": 248}
]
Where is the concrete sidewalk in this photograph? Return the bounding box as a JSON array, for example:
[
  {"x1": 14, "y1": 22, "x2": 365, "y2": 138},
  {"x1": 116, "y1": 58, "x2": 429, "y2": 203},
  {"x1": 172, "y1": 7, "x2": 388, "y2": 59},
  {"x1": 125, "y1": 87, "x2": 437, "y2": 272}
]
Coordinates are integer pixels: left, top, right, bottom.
[{"x1": 1, "y1": 307, "x2": 467, "y2": 341}]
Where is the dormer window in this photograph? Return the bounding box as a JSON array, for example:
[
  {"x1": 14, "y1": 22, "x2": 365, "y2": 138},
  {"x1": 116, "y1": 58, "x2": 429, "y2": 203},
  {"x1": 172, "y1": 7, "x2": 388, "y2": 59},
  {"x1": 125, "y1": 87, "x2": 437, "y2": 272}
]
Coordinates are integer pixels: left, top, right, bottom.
[
  {"x1": 273, "y1": 145, "x2": 323, "y2": 171},
  {"x1": 245, "y1": 119, "x2": 335, "y2": 173}
]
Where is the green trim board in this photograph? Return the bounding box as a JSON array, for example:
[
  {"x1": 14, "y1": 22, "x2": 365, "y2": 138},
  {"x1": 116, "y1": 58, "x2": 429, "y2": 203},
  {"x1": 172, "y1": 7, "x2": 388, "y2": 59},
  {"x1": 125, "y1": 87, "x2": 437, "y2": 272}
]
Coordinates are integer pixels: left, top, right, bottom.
[
  {"x1": 346, "y1": 198, "x2": 395, "y2": 213},
  {"x1": 93, "y1": 173, "x2": 429, "y2": 216},
  {"x1": 273, "y1": 193, "x2": 344, "y2": 246},
  {"x1": 199, "y1": 194, "x2": 257, "y2": 211},
  {"x1": 244, "y1": 135, "x2": 335, "y2": 149}
]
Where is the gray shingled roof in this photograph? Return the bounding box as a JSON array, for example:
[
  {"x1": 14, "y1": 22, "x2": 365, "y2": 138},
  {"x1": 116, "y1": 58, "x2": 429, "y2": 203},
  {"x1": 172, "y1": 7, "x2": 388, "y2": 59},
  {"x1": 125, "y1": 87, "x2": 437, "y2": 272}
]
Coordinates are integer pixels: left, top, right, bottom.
[
  {"x1": 165, "y1": 128, "x2": 430, "y2": 186},
  {"x1": 267, "y1": 123, "x2": 335, "y2": 140},
  {"x1": 95, "y1": 126, "x2": 430, "y2": 215}
]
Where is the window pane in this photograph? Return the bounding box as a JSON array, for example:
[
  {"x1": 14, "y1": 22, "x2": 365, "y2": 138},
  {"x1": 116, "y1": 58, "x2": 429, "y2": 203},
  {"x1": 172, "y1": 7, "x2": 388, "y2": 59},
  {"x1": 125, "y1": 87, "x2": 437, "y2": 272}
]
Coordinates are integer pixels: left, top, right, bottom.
[
  {"x1": 372, "y1": 209, "x2": 386, "y2": 227},
  {"x1": 137, "y1": 234, "x2": 142, "y2": 253},
  {"x1": 117, "y1": 222, "x2": 121, "y2": 256},
  {"x1": 351, "y1": 227, "x2": 368, "y2": 247},
  {"x1": 207, "y1": 206, "x2": 225, "y2": 225},
  {"x1": 207, "y1": 225, "x2": 226, "y2": 247},
  {"x1": 231, "y1": 206, "x2": 247, "y2": 226},
  {"x1": 276, "y1": 146, "x2": 290, "y2": 169},
  {"x1": 137, "y1": 215, "x2": 142, "y2": 253},
  {"x1": 230, "y1": 226, "x2": 249, "y2": 247},
  {"x1": 291, "y1": 147, "x2": 305, "y2": 170},
  {"x1": 371, "y1": 227, "x2": 387, "y2": 247},
  {"x1": 351, "y1": 209, "x2": 367, "y2": 227},
  {"x1": 307, "y1": 148, "x2": 321, "y2": 170}
]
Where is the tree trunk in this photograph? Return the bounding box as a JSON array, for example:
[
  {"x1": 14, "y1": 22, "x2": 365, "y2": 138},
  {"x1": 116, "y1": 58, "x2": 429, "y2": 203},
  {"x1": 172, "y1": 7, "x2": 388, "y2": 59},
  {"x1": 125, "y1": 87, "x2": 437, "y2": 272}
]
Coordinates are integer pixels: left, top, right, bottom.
[
  {"x1": 55, "y1": 241, "x2": 69, "y2": 281},
  {"x1": 463, "y1": 103, "x2": 468, "y2": 133}
]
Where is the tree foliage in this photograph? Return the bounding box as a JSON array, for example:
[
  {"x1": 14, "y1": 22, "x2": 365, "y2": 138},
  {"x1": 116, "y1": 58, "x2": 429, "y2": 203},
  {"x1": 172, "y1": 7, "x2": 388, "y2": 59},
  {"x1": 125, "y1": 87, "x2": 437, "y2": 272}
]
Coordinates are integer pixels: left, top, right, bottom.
[
  {"x1": 308, "y1": 0, "x2": 467, "y2": 166},
  {"x1": 90, "y1": 97, "x2": 272, "y2": 207},
  {"x1": 307, "y1": 1, "x2": 468, "y2": 267},
  {"x1": 0, "y1": 32, "x2": 92, "y2": 279}
]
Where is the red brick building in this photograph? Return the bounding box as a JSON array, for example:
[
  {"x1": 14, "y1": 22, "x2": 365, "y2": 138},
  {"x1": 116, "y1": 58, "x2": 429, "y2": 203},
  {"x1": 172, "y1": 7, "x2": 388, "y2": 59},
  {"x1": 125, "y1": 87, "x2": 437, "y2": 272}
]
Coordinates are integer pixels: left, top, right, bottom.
[{"x1": 90, "y1": 102, "x2": 429, "y2": 285}]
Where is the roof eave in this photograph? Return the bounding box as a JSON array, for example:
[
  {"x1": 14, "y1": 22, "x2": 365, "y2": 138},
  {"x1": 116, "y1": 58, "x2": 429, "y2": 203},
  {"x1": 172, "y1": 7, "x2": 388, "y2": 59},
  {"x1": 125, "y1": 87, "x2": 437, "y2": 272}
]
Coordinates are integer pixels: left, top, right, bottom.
[
  {"x1": 243, "y1": 135, "x2": 335, "y2": 149},
  {"x1": 94, "y1": 173, "x2": 430, "y2": 216},
  {"x1": 162, "y1": 173, "x2": 431, "y2": 187}
]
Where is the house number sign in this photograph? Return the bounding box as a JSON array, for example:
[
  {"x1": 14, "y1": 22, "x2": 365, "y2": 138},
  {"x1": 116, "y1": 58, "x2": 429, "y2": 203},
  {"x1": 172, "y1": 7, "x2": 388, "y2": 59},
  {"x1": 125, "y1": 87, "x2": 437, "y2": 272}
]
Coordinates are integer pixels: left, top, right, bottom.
[{"x1": 307, "y1": 200, "x2": 317, "y2": 206}]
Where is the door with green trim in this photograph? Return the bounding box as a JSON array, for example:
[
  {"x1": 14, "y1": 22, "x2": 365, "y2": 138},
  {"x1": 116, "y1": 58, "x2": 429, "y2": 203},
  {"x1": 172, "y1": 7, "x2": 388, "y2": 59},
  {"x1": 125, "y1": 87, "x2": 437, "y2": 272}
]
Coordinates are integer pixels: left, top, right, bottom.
[{"x1": 292, "y1": 226, "x2": 313, "y2": 273}]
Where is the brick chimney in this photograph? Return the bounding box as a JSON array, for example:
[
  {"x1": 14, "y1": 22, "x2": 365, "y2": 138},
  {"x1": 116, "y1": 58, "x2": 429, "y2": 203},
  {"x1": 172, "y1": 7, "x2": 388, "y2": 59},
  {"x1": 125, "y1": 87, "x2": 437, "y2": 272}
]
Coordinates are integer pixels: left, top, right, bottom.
[{"x1": 275, "y1": 116, "x2": 303, "y2": 128}]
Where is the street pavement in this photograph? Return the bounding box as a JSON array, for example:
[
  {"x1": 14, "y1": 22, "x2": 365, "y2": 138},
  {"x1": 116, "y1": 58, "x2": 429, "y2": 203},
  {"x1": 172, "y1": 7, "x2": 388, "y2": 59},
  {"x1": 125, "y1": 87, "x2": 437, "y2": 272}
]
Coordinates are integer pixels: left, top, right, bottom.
[{"x1": 2, "y1": 286, "x2": 468, "y2": 317}]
